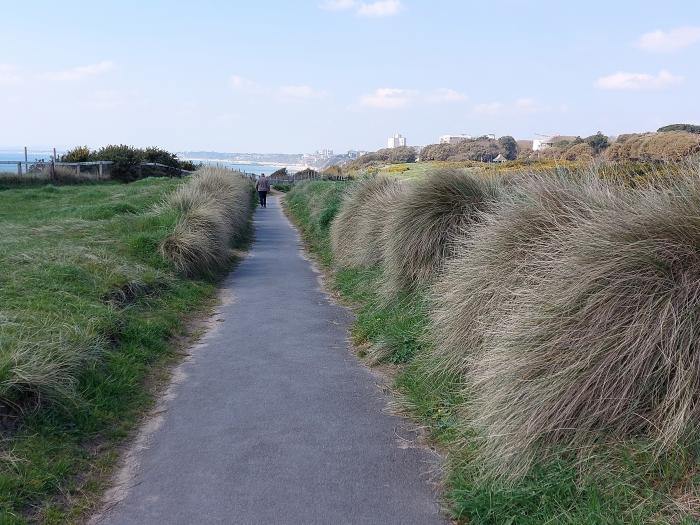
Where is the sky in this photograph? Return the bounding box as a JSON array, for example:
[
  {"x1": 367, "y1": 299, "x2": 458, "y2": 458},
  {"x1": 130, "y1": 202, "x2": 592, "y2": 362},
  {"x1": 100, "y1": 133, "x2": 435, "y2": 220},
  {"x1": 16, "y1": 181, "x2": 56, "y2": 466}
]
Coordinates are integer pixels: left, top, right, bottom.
[{"x1": 1, "y1": 0, "x2": 699, "y2": 153}]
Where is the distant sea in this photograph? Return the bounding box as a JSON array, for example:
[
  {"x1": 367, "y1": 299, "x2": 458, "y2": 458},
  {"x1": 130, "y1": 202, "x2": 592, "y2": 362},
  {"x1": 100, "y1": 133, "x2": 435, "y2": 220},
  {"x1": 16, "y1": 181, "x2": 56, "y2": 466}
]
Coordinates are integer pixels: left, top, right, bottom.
[
  {"x1": 0, "y1": 151, "x2": 55, "y2": 173},
  {"x1": 190, "y1": 159, "x2": 302, "y2": 176}
]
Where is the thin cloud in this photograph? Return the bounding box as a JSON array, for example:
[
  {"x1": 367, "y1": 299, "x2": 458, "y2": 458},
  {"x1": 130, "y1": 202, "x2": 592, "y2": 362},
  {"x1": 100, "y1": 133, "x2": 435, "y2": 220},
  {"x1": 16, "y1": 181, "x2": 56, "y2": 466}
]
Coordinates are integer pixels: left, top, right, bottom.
[
  {"x1": 230, "y1": 75, "x2": 327, "y2": 101},
  {"x1": 278, "y1": 84, "x2": 328, "y2": 99},
  {"x1": 427, "y1": 88, "x2": 467, "y2": 103},
  {"x1": 596, "y1": 69, "x2": 683, "y2": 90},
  {"x1": 357, "y1": 0, "x2": 401, "y2": 17},
  {"x1": 320, "y1": 0, "x2": 402, "y2": 17},
  {"x1": 40, "y1": 61, "x2": 115, "y2": 81},
  {"x1": 83, "y1": 89, "x2": 148, "y2": 111},
  {"x1": 472, "y1": 98, "x2": 558, "y2": 115},
  {"x1": 319, "y1": 0, "x2": 356, "y2": 10},
  {"x1": 637, "y1": 26, "x2": 700, "y2": 52},
  {"x1": 473, "y1": 101, "x2": 504, "y2": 115},
  {"x1": 360, "y1": 88, "x2": 414, "y2": 109},
  {"x1": 229, "y1": 75, "x2": 259, "y2": 91},
  {"x1": 515, "y1": 98, "x2": 539, "y2": 113},
  {"x1": 0, "y1": 64, "x2": 22, "y2": 86}
]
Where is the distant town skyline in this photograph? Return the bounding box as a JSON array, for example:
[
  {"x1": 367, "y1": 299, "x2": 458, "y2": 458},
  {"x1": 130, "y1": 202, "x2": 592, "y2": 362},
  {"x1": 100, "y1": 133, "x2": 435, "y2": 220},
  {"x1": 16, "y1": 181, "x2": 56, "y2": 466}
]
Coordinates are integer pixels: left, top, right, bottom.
[{"x1": 1, "y1": 1, "x2": 699, "y2": 153}]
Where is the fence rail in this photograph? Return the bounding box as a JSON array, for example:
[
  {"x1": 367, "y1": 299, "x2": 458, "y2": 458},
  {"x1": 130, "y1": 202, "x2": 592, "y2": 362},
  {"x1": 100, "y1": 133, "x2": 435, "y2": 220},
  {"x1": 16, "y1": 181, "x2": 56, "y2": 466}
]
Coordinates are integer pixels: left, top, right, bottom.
[{"x1": 0, "y1": 160, "x2": 113, "y2": 178}]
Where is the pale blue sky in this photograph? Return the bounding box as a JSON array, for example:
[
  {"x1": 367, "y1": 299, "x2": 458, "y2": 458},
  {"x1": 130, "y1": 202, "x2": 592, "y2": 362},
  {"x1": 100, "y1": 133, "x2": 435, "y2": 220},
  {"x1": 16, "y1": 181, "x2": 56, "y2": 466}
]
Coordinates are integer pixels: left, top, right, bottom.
[{"x1": 1, "y1": 1, "x2": 699, "y2": 152}]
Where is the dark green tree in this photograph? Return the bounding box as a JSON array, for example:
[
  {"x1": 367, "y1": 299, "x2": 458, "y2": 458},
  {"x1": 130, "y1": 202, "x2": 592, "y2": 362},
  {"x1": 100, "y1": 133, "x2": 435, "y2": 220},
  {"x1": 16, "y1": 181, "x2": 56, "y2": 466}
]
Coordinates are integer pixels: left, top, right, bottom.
[
  {"x1": 498, "y1": 136, "x2": 519, "y2": 160},
  {"x1": 584, "y1": 132, "x2": 610, "y2": 154}
]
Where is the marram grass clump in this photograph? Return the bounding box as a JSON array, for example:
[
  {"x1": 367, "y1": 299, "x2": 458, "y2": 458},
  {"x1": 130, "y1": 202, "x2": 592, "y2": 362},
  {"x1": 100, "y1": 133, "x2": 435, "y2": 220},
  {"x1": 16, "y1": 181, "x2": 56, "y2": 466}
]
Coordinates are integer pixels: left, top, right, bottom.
[
  {"x1": 428, "y1": 173, "x2": 624, "y2": 376},
  {"x1": 469, "y1": 169, "x2": 700, "y2": 478},
  {"x1": 331, "y1": 177, "x2": 405, "y2": 268},
  {"x1": 382, "y1": 169, "x2": 500, "y2": 296},
  {"x1": 160, "y1": 167, "x2": 254, "y2": 276}
]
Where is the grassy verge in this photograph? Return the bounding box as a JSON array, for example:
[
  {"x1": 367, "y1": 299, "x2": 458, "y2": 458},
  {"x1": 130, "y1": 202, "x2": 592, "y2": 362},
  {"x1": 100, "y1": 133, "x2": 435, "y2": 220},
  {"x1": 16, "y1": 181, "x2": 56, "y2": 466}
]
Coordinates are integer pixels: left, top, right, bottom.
[
  {"x1": 0, "y1": 174, "x2": 252, "y2": 523},
  {"x1": 284, "y1": 180, "x2": 700, "y2": 524}
]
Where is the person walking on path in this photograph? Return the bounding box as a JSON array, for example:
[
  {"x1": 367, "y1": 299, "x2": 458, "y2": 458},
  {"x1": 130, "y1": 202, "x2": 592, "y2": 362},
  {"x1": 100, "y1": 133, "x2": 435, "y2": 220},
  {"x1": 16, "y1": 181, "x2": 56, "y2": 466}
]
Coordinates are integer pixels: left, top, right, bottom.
[{"x1": 255, "y1": 174, "x2": 271, "y2": 208}]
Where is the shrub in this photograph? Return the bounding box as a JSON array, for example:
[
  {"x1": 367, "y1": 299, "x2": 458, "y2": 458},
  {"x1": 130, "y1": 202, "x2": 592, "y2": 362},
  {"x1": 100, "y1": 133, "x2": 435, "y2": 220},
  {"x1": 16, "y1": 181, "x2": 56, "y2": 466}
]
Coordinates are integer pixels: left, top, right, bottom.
[
  {"x1": 180, "y1": 159, "x2": 198, "y2": 172},
  {"x1": 330, "y1": 177, "x2": 405, "y2": 268},
  {"x1": 321, "y1": 165, "x2": 343, "y2": 178},
  {"x1": 469, "y1": 168, "x2": 700, "y2": 478},
  {"x1": 658, "y1": 123, "x2": 700, "y2": 134},
  {"x1": 564, "y1": 142, "x2": 594, "y2": 161},
  {"x1": 347, "y1": 146, "x2": 416, "y2": 169},
  {"x1": 142, "y1": 147, "x2": 180, "y2": 169},
  {"x1": 90, "y1": 144, "x2": 144, "y2": 182},
  {"x1": 421, "y1": 138, "x2": 505, "y2": 162},
  {"x1": 382, "y1": 169, "x2": 500, "y2": 296},
  {"x1": 60, "y1": 146, "x2": 91, "y2": 162},
  {"x1": 584, "y1": 132, "x2": 610, "y2": 154},
  {"x1": 605, "y1": 132, "x2": 700, "y2": 162},
  {"x1": 159, "y1": 167, "x2": 254, "y2": 276}
]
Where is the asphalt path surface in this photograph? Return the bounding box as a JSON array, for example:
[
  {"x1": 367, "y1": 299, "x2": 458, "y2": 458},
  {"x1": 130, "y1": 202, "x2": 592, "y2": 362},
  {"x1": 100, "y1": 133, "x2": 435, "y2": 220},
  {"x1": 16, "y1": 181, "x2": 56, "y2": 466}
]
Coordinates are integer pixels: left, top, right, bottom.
[{"x1": 97, "y1": 195, "x2": 445, "y2": 525}]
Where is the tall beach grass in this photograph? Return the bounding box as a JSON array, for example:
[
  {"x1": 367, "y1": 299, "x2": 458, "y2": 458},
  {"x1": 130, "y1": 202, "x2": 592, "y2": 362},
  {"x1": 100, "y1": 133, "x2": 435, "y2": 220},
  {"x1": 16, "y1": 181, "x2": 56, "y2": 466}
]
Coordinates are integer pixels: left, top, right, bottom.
[
  {"x1": 159, "y1": 167, "x2": 254, "y2": 276},
  {"x1": 381, "y1": 169, "x2": 500, "y2": 297}
]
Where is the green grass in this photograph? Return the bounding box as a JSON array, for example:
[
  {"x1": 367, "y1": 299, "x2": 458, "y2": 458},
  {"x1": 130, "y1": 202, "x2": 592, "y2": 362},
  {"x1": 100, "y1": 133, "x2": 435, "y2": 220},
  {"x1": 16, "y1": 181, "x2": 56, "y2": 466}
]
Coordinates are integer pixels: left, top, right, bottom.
[
  {"x1": 0, "y1": 178, "x2": 248, "y2": 523},
  {"x1": 271, "y1": 183, "x2": 292, "y2": 192},
  {"x1": 284, "y1": 180, "x2": 700, "y2": 525},
  {"x1": 283, "y1": 180, "x2": 347, "y2": 266}
]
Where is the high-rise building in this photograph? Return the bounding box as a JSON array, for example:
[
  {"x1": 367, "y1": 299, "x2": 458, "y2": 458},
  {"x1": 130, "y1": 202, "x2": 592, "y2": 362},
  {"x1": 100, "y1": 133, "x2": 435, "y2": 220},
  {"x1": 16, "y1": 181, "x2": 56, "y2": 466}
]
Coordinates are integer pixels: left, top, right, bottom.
[{"x1": 387, "y1": 133, "x2": 406, "y2": 149}]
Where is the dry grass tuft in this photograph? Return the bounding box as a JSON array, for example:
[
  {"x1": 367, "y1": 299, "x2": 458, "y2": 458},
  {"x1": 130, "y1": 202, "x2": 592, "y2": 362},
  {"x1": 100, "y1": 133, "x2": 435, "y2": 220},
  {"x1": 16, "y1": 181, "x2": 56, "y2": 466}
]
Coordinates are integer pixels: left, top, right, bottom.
[
  {"x1": 468, "y1": 168, "x2": 700, "y2": 478},
  {"x1": 428, "y1": 172, "x2": 624, "y2": 376},
  {"x1": 381, "y1": 169, "x2": 500, "y2": 296},
  {"x1": 331, "y1": 177, "x2": 405, "y2": 268},
  {"x1": 159, "y1": 167, "x2": 253, "y2": 276},
  {"x1": 0, "y1": 322, "x2": 104, "y2": 411}
]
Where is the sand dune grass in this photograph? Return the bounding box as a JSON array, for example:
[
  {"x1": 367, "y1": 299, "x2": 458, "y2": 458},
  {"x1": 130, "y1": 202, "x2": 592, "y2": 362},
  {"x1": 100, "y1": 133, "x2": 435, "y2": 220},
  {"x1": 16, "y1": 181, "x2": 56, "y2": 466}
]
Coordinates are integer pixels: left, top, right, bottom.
[
  {"x1": 381, "y1": 169, "x2": 500, "y2": 296},
  {"x1": 159, "y1": 167, "x2": 254, "y2": 276},
  {"x1": 428, "y1": 173, "x2": 626, "y2": 376},
  {"x1": 464, "y1": 170, "x2": 700, "y2": 478},
  {"x1": 331, "y1": 177, "x2": 405, "y2": 268}
]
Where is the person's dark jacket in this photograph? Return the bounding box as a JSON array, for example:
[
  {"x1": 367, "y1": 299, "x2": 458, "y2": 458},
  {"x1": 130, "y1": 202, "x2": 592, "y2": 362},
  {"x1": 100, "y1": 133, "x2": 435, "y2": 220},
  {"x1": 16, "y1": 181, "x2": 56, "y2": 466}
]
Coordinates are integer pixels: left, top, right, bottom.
[{"x1": 256, "y1": 177, "x2": 271, "y2": 192}]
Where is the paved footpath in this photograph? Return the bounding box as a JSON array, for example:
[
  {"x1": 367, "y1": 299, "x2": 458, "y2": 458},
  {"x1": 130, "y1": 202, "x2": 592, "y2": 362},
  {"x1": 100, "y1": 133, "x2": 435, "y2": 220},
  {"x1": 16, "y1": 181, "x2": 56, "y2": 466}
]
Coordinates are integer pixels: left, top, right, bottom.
[{"x1": 96, "y1": 195, "x2": 445, "y2": 525}]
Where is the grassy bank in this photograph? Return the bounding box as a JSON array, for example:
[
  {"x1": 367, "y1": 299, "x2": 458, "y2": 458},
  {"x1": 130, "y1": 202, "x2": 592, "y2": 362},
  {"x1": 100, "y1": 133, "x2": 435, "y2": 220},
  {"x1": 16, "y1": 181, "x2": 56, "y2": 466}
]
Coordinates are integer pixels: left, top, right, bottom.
[
  {"x1": 0, "y1": 169, "x2": 253, "y2": 523},
  {"x1": 284, "y1": 176, "x2": 700, "y2": 524}
]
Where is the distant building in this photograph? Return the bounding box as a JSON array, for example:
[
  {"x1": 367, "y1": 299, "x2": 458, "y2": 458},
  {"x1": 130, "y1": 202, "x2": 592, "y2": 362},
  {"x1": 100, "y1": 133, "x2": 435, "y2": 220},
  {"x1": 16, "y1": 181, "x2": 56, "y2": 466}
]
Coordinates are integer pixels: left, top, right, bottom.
[
  {"x1": 533, "y1": 135, "x2": 555, "y2": 151},
  {"x1": 347, "y1": 150, "x2": 368, "y2": 159},
  {"x1": 493, "y1": 154, "x2": 507, "y2": 163},
  {"x1": 387, "y1": 133, "x2": 406, "y2": 149},
  {"x1": 439, "y1": 134, "x2": 472, "y2": 144}
]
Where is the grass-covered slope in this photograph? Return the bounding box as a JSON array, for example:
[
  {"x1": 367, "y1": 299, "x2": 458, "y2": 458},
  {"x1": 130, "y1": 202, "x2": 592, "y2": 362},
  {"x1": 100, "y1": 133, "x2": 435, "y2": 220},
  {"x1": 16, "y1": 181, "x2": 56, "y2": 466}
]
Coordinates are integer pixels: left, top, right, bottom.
[
  {"x1": 284, "y1": 174, "x2": 700, "y2": 524},
  {"x1": 0, "y1": 170, "x2": 253, "y2": 523}
]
